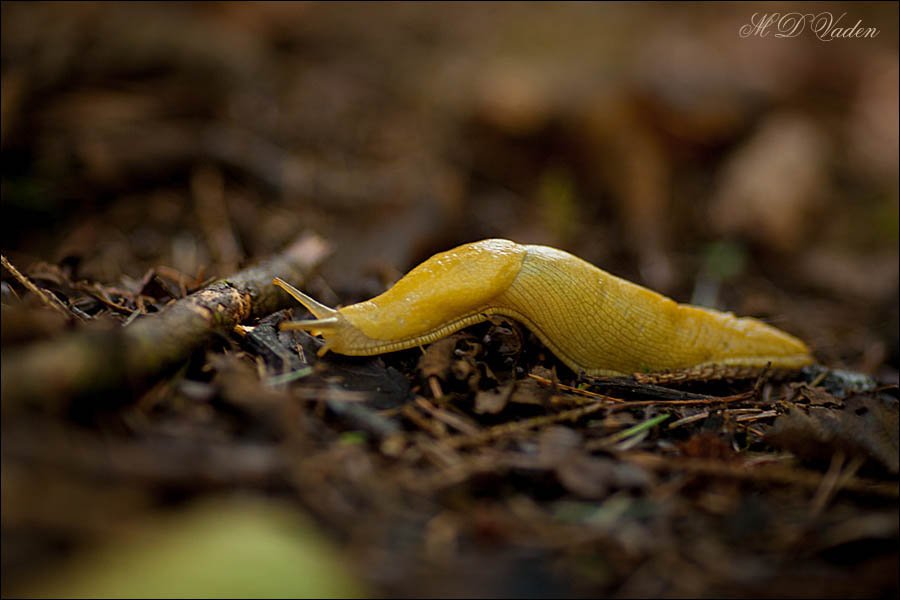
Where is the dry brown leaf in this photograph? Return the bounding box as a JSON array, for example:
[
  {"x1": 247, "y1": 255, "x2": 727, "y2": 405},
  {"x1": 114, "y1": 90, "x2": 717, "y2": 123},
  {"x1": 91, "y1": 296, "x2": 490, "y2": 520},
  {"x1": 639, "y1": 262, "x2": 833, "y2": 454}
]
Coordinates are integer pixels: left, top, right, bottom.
[
  {"x1": 417, "y1": 336, "x2": 461, "y2": 381},
  {"x1": 766, "y1": 393, "x2": 899, "y2": 474},
  {"x1": 474, "y1": 382, "x2": 514, "y2": 415}
]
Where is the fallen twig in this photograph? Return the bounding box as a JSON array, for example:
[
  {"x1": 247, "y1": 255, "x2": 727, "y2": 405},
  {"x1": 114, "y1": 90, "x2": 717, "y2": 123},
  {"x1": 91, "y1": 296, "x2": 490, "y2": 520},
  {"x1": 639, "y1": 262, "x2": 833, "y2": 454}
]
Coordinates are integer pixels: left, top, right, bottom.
[
  {"x1": 1, "y1": 254, "x2": 84, "y2": 321},
  {"x1": 1, "y1": 234, "x2": 329, "y2": 413},
  {"x1": 444, "y1": 401, "x2": 612, "y2": 449},
  {"x1": 624, "y1": 453, "x2": 899, "y2": 498}
]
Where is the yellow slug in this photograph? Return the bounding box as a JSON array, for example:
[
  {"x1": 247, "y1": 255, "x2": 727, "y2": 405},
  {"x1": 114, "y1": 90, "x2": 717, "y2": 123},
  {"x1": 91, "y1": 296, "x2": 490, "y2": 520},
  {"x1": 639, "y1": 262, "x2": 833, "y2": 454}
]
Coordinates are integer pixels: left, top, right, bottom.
[{"x1": 274, "y1": 239, "x2": 813, "y2": 377}]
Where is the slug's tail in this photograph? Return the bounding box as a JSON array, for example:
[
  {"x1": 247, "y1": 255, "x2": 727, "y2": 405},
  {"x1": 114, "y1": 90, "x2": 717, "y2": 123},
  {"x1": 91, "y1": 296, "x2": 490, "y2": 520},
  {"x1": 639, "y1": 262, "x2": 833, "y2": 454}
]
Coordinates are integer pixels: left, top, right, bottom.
[{"x1": 273, "y1": 278, "x2": 337, "y2": 319}]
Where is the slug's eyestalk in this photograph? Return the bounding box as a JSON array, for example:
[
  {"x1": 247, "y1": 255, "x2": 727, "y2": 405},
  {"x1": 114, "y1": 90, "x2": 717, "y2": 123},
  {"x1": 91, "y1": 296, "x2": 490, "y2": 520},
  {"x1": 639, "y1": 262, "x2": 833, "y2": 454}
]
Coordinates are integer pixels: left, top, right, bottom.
[{"x1": 273, "y1": 277, "x2": 358, "y2": 356}]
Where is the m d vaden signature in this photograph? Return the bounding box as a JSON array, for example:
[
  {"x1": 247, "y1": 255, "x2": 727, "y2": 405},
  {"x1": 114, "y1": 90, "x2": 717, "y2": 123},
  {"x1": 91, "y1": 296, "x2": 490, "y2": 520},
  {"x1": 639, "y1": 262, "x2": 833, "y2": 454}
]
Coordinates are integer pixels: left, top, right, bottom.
[{"x1": 740, "y1": 12, "x2": 880, "y2": 41}]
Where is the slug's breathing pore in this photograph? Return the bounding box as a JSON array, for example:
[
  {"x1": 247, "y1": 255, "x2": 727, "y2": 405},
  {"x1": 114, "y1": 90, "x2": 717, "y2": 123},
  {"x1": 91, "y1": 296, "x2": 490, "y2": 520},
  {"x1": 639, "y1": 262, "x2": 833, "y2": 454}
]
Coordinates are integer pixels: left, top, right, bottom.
[{"x1": 274, "y1": 239, "x2": 813, "y2": 377}]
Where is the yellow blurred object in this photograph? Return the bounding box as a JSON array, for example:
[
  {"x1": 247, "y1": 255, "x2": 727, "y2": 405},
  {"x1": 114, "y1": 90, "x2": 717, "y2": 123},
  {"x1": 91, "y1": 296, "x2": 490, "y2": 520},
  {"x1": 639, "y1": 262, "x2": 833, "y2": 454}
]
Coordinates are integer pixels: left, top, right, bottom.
[{"x1": 15, "y1": 497, "x2": 365, "y2": 599}]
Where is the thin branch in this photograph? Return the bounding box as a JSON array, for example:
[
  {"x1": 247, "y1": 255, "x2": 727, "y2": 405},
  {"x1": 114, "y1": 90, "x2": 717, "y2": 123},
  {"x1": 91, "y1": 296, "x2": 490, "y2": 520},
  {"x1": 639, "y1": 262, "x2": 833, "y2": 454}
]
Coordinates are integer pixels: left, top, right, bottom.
[
  {"x1": 444, "y1": 401, "x2": 611, "y2": 449},
  {"x1": 624, "y1": 453, "x2": 899, "y2": 498},
  {"x1": 1, "y1": 234, "x2": 329, "y2": 413},
  {"x1": 1, "y1": 254, "x2": 83, "y2": 321}
]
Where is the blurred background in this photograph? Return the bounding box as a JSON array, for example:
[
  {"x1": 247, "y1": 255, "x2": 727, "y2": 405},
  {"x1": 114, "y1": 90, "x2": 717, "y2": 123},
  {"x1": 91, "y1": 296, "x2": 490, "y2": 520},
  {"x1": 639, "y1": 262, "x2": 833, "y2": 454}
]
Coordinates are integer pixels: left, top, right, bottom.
[
  {"x1": 3, "y1": 2, "x2": 898, "y2": 368},
  {"x1": 2, "y1": 2, "x2": 898, "y2": 597}
]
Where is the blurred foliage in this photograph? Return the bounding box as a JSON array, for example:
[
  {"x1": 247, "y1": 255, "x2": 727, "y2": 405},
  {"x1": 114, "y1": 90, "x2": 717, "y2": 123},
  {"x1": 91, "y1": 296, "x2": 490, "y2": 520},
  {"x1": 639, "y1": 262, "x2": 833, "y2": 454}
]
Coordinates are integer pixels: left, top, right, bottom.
[
  {"x1": 14, "y1": 498, "x2": 365, "y2": 599},
  {"x1": 702, "y1": 240, "x2": 748, "y2": 282}
]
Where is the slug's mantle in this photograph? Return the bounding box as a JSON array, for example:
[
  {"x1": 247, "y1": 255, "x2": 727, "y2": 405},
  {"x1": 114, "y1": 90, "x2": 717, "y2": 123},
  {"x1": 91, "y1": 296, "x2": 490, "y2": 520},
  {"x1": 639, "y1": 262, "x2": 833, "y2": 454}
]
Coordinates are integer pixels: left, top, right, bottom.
[{"x1": 275, "y1": 239, "x2": 813, "y2": 377}]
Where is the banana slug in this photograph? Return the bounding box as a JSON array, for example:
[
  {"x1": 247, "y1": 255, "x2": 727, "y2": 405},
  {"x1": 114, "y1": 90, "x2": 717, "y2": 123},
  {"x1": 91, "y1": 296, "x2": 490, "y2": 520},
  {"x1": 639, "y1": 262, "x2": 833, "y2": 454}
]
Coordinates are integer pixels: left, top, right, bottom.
[{"x1": 273, "y1": 239, "x2": 813, "y2": 377}]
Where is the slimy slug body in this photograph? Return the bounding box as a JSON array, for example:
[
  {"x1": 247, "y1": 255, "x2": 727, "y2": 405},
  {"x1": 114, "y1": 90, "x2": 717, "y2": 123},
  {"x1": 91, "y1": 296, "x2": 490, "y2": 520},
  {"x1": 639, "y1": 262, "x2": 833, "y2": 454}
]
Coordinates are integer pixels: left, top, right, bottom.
[{"x1": 275, "y1": 239, "x2": 813, "y2": 377}]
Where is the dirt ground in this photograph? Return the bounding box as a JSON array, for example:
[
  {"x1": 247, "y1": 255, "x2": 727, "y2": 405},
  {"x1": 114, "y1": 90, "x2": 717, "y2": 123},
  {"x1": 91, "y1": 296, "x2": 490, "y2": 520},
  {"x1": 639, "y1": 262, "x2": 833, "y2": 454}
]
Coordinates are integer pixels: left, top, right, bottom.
[{"x1": 2, "y1": 3, "x2": 898, "y2": 598}]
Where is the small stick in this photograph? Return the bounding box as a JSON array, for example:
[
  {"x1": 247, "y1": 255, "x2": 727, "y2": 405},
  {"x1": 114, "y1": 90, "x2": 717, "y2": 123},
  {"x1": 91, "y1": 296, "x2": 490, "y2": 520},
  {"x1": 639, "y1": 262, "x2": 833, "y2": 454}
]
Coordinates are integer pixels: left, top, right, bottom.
[
  {"x1": 1, "y1": 254, "x2": 82, "y2": 321},
  {"x1": 667, "y1": 411, "x2": 710, "y2": 430},
  {"x1": 445, "y1": 401, "x2": 611, "y2": 449},
  {"x1": 427, "y1": 375, "x2": 444, "y2": 400},
  {"x1": 2, "y1": 234, "x2": 329, "y2": 413},
  {"x1": 414, "y1": 397, "x2": 481, "y2": 436},
  {"x1": 605, "y1": 390, "x2": 755, "y2": 410},
  {"x1": 529, "y1": 373, "x2": 626, "y2": 402},
  {"x1": 401, "y1": 404, "x2": 447, "y2": 438},
  {"x1": 624, "y1": 453, "x2": 898, "y2": 498}
]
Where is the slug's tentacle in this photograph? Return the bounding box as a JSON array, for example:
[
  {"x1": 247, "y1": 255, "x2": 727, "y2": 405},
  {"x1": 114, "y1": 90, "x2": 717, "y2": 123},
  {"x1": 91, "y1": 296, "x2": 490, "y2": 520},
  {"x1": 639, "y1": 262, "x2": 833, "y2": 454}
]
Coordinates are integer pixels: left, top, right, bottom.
[
  {"x1": 273, "y1": 278, "x2": 337, "y2": 319},
  {"x1": 279, "y1": 317, "x2": 341, "y2": 331},
  {"x1": 273, "y1": 277, "x2": 350, "y2": 356},
  {"x1": 276, "y1": 240, "x2": 814, "y2": 375}
]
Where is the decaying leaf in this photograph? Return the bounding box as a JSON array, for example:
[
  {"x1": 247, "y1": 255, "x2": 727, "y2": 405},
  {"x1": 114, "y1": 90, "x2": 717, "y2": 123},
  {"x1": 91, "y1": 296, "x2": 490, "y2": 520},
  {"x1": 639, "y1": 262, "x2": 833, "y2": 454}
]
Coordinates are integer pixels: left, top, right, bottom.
[
  {"x1": 475, "y1": 382, "x2": 514, "y2": 415},
  {"x1": 766, "y1": 393, "x2": 899, "y2": 474},
  {"x1": 534, "y1": 426, "x2": 653, "y2": 499},
  {"x1": 418, "y1": 335, "x2": 463, "y2": 381}
]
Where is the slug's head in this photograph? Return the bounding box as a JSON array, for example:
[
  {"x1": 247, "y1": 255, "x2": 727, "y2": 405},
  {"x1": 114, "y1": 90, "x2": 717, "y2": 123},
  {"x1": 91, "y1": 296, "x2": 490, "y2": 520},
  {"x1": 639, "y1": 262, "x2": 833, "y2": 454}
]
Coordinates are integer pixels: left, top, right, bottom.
[
  {"x1": 273, "y1": 277, "x2": 376, "y2": 356},
  {"x1": 273, "y1": 240, "x2": 526, "y2": 357}
]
